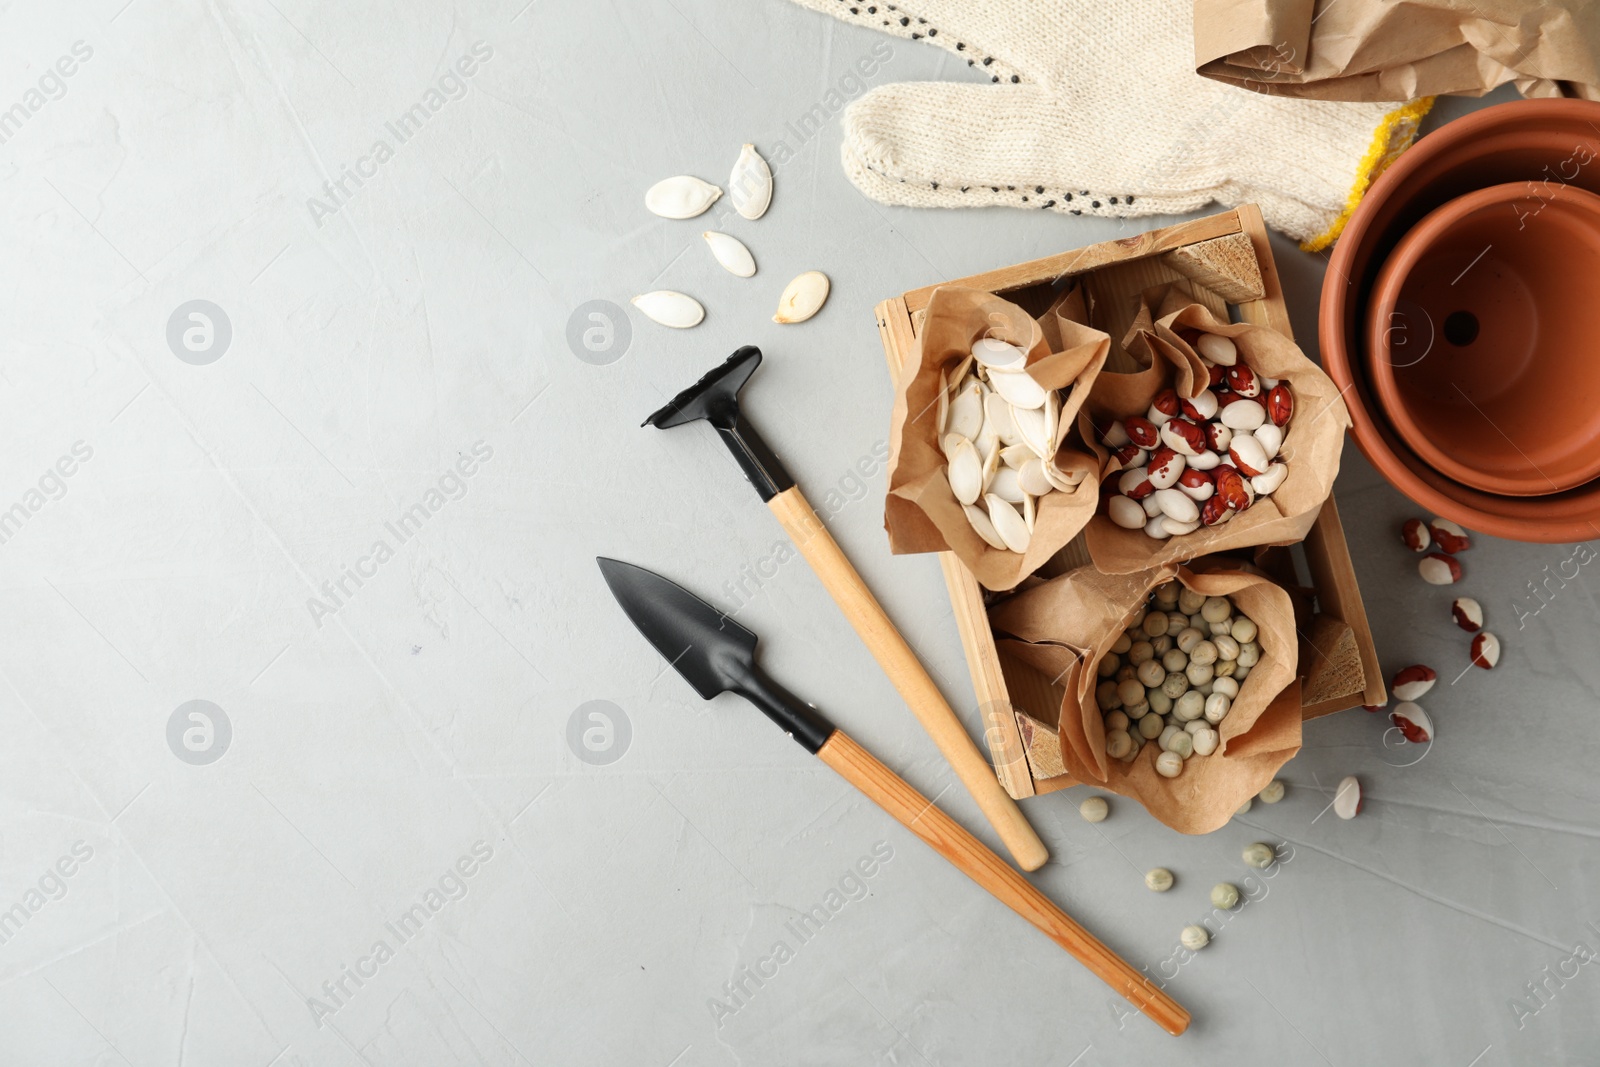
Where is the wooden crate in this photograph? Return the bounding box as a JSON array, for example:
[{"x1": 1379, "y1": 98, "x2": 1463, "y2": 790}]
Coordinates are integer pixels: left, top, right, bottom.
[{"x1": 875, "y1": 206, "x2": 1386, "y2": 800}]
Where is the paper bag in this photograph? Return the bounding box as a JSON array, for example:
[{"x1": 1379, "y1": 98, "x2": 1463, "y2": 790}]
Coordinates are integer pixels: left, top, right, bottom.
[
  {"x1": 1194, "y1": 0, "x2": 1600, "y2": 102},
  {"x1": 1078, "y1": 285, "x2": 1350, "y2": 575},
  {"x1": 884, "y1": 285, "x2": 1109, "y2": 591},
  {"x1": 991, "y1": 563, "x2": 1302, "y2": 834}
]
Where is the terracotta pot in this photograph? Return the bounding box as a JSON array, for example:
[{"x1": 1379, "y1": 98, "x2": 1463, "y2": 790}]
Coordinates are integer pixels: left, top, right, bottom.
[
  {"x1": 1366, "y1": 182, "x2": 1600, "y2": 497},
  {"x1": 1320, "y1": 98, "x2": 1600, "y2": 541}
]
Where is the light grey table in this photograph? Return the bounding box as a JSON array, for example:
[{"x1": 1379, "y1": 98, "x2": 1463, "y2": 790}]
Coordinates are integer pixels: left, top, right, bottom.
[{"x1": 2, "y1": 1, "x2": 1594, "y2": 1063}]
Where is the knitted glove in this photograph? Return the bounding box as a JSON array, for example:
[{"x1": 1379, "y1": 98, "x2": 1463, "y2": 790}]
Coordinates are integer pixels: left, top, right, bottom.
[{"x1": 784, "y1": 0, "x2": 1431, "y2": 247}]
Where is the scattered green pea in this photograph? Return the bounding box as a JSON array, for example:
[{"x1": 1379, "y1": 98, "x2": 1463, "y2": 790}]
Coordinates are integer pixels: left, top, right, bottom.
[{"x1": 1242, "y1": 842, "x2": 1275, "y2": 869}]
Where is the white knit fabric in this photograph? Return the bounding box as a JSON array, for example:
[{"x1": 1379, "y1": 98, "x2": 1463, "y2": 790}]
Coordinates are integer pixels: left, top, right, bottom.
[{"x1": 784, "y1": 0, "x2": 1410, "y2": 241}]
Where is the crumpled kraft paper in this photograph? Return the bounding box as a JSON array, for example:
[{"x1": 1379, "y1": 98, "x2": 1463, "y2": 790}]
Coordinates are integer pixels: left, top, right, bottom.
[
  {"x1": 1079, "y1": 284, "x2": 1351, "y2": 575},
  {"x1": 1194, "y1": 0, "x2": 1600, "y2": 101},
  {"x1": 991, "y1": 563, "x2": 1302, "y2": 834},
  {"x1": 884, "y1": 285, "x2": 1109, "y2": 591}
]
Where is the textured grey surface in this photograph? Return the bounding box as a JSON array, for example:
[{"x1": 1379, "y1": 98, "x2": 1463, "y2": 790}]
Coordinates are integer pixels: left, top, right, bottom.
[{"x1": 2, "y1": 1, "x2": 1596, "y2": 1064}]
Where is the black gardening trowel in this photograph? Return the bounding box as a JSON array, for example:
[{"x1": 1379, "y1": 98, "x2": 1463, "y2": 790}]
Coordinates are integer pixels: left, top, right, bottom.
[
  {"x1": 596, "y1": 556, "x2": 1189, "y2": 1037},
  {"x1": 645, "y1": 346, "x2": 1048, "y2": 872}
]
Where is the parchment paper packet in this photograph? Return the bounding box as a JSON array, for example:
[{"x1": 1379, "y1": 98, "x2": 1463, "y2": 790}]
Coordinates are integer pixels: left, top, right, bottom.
[
  {"x1": 884, "y1": 285, "x2": 1109, "y2": 591},
  {"x1": 991, "y1": 562, "x2": 1302, "y2": 834},
  {"x1": 1192, "y1": 0, "x2": 1600, "y2": 102},
  {"x1": 1078, "y1": 284, "x2": 1351, "y2": 575}
]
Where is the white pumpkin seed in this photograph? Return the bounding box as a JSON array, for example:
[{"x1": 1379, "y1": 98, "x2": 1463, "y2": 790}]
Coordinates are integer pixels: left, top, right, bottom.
[
  {"x1": 1044, "y1": 460, "x2": 1087, "y2": 491},
  {"x1": 947, "y1": 354, "x2": 974, "y2": 391},
  {"x1": 948, "y1": 381, "x2": 984, "y2": 440},
  {"x1": 988, "y1": 465, "x2": 1025, "y2": 504},
  {"x1": 948, "y1": 438, "x2": 982, "y2": 505},
  {"x1": 989, "y1": 367, "x2": 1048, "y2": 409},
  {"x1": 1022, "y1": 491, "x2": 1037, "y2": 532},
  {"x1": 936, "y1": 381, "x2": 949, "y2": 434},
  {"x1": 971, "y1": 337, "x2": 1027, "y2": 370},
  {"x1": 1000, "y1": 443, "x2": 1034, "y2": 470},
  {"x1": 964, "y1": 504, "x2": 1007, "y2": 550},
  {"x1": 773, "y1": 270, "x2": 829, "y2": 323},
  {"x1": 1042, "y1": 463, "x2": 1074, "y2": 492},
  {"x1": 702, "y1": 231, "x2": 756, "y2": 277},
  {"x1": 645, "y1": 176, "x2": 722, "y2": 219},
  {"x1": 729, "y1": 144, "x2": 772, "y2": 220},
  {"x1": 985, "y1": 392, "x2": 1020, "y2": 446},
  {"x1": 986, "y1": 494, "x2": 1031, "y2": 553},
  {"x1": 1044, "y1": 389, "x2": 1060, "y2": 449},
  {"x1": 980, "y1": 436, "x2": 1001, "y2": 485},
  {"x1": 1017, "y1": 457, "x2": 1053, "y2": 496},
  {"x1": 630, "y1": 290, "x2": 704, "y2": 328},
  {"x1": 977, "y1": 419, "x2": 1000, "y2": 468},
  {"x1": 940, "y1": 432, "x2": 969, "y2": 459},
  {"x1": 1013, "y1": 404, "x2": 1051, "y2": 458}
]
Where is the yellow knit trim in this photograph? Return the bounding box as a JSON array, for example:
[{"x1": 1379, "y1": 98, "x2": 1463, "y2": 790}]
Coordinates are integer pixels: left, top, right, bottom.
[{"x1": 1300, "y1": 97, "x2": 1436, "y2": 253}]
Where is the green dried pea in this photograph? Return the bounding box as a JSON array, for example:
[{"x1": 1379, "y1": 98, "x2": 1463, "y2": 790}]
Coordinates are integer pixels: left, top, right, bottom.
[
  {"x1": 1242, "y1": 842, "x2": 1276, "y2": 869},
  {"x1": 1173, "y1": 690, "x2": 1205, "y2": 722},
  {"x1": 1105, "y1": 730, "x2": 1134, "y2": 759}
]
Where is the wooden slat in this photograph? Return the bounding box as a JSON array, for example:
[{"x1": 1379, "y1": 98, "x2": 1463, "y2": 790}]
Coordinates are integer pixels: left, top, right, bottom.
[
  {"x1": 875, "y1": 295, "x2": 916, "y2": 369},
  {"x1": 1032, "y1": 773, "x2": 1078, "y2": 797},
  {"x1": 940, "y1": 553, "x2": 1034, "y2": 797},
  {"x1": 1300, "y1": 495, "x2": 1388, "y2": 715},
  {"x1": 995, "y1": 644, "x2": 1077, "y2": 791},
  {"x1": 1233, "y1": 204, "x2": 1295, "y2": 338},
  {"x1": 1299, "y1": 613, "x2": 1362, "y2": 709},
  {"x1": 1160, "y1": 231, "x2": 1266, "y2": 303},
  {"x1": 901, "y1": 211, "x2": 1243, "y2": 313},
  {"x1": 1017, "y1": 710, "x2": 1069, "y2": 780}
]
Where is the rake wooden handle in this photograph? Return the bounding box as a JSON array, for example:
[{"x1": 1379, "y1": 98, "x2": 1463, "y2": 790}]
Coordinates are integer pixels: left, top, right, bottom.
[
  {"x1": 767, "y1": 485, "x2": 1049, "y2": 872},
  {"x1": 817, "y1": 730, "x2": 1189, "y2": 1036}
]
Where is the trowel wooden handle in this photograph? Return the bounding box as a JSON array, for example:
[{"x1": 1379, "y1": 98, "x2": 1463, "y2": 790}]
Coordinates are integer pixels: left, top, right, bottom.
[
  {"x1": 817, "y1": 730, "x2": 1189, "y2": 1036},
  {"x1": 767, "y1": 485, "x2": 1049, "y2": 872}
]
